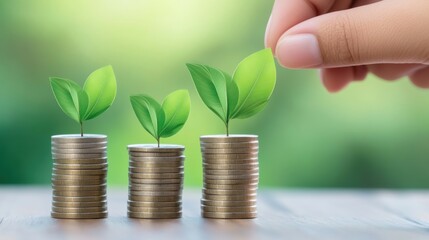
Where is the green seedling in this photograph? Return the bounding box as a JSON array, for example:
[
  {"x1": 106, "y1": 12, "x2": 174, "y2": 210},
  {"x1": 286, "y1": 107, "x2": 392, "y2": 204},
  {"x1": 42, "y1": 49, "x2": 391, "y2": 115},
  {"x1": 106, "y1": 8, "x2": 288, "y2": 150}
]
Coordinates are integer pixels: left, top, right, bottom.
[
  {"x1": 50, "y1": 65, "x2": 117, "y2": 136},
  {"x1": 186, "y1": 48, "x2": 276, "y2": 136},
  {"x1": 130, "y1": 90, "x2": 191, "y2": 147}
]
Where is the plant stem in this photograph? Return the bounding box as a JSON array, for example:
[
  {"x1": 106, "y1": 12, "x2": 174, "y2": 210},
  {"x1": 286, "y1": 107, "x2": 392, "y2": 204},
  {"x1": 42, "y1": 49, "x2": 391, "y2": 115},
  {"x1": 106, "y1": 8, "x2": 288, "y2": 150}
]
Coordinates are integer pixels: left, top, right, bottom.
[
  {"x1": 157, "y1": 138, "x2": 160, "y2": 148},
  {"x1": 80, "y1": 122, "x2": 83, "y2": 137},
  {"x1": 226, "y1": 121, "x2": 229, "y2": 137}
]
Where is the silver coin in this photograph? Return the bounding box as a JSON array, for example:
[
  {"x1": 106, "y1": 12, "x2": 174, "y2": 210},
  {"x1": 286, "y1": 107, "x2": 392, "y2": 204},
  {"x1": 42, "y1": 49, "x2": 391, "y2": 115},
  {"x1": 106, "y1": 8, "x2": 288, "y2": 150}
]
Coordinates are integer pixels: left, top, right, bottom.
[
  {"x1": 201, "y1": 205, "x2": 257, "y2": 212},
  {"x1": 129, "y1": 178, "x2": 182, "y2": 184},
  {"x1": 203, "y1": 173, "x2": 259, "y2": 180},
  {"x1": 129, "y1": 190, "x2": 181, "y2": 197},
  {"x1": 52, "y1": 147, "x2": 107, "y2": 154},
  {"x1": 203, "y1": 188, "x2": 258, "y2": 195},
  {"x1": 200, "y1": 135, "x2": 258, "y2": 143},
  {"x1": 203, "y1": 183, "x2": 258, "y2": 190},
  {"x1": 51, "y1": 211, "x2": 107, "y2": 219},
  {"x1": 52, "y1": 134, "x2": 107, "y2": 143},
  {"x1": 201, "y1": 199, "x2": 257, "y2": 207},
  {"x1": 129, "y1": 160, "x2": 183, "y2": 168},
  {"x1": 52, "y1": 195, "x2": 107, "y2": 202},
  {"x1": 127, "y1": 200, "x2": 181, "y2": 208},
  {"x1": 203, "y1": 193, "x2": 257, "y2": 201},
  {"x1": 52, "y1": 142, "x2": 107, "y2": 149},
  {"x1": 200, "y1": 141, "x2": 259, "y2": 149},
  {"x1": 203, "y1": 162, "x2": 259, "y2": 170},
  {"x1": 128, "y1": 195, "x2": 181, "y2": 202},
  {"x1": 201, "y1": 211, "x2": 256, "y2": 219},
  {"x1": 52, "y1": 200, "x2": 107, "y2": 208},
  {"x1": 52, "y1": 206, "x2": 107, "y2": 213},
  {"x1": 128, "y1": 144, "x2": 184, "y2": 152},
  {"x1": 128, "y1": 211, "x2": 181, "y2": 219},
  {"x1": 53, "y1": 168, "x2": 108, "y2": 176},
  {"x1": 129, "y1": 183, "x2": 182, "y2": 191},
  {"x1": 54, "y1": 158, "x2": 107, "y2": 164},
  {"x1": 129, "y1": 172, "x2": 183, "y2": 179},
  {"x1": 52, "y1": 152, "x2": 107, "y2": 160},
  {"x1": 53, "y1": 163, "x2": 108, "y2": 170},
  {"x1": 127, "y1": 206, "x2": 181, "y2": 213},
  {"x1": 203, "y1": 169, "x2": 259, "y2": 175},
  {"x1": 129, "y1": 166, "x2": 184, "y2": 173},
  {"x1": 129, "y1": 152, "x2": 183, "y2": 157}
]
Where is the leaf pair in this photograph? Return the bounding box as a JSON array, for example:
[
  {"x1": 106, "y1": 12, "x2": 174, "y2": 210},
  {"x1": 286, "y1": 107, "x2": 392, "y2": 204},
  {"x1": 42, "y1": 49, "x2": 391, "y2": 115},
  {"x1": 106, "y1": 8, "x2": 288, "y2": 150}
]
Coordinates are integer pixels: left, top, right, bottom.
[
  {"x1": 50, "y1": 65, "x2": 117, "y2": 124},
  {"x1": 186, "y1": 48, "x2": 276, "y2": 130},
  {"x1": 130, "y1": 90, "x2": 191, "y2": 143}
]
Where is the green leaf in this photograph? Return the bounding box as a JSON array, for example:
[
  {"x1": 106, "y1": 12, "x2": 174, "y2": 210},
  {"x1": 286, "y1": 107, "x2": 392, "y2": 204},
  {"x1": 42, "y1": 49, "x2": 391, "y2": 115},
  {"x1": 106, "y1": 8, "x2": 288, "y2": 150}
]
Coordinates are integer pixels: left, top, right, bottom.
[
  {"x1": 231, "y1": 48, "x2": 276, "y2": 119},
  {"x1": 160, "y1": 90, "x2": 191, "y2": 138},
  {"x1": 186, "y1": 63, "x2": 229, "y2": 123},
  {"x1": 50, "y1": 77, "x2": 84, "y2": 123},
  {"x1": 130, "y1": 94, "x2": 165, "y2": 140},
  {"x1": 83, "y1": 65, "x2": 117, "y2": 120}
]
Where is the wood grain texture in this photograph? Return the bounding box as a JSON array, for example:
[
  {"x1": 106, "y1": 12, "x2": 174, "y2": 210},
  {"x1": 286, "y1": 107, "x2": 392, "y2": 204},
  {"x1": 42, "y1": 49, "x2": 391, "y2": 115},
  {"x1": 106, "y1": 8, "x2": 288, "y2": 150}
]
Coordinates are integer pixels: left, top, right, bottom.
[{"x1": 1, "y1": 187, "x2": 429, "y2": 240}]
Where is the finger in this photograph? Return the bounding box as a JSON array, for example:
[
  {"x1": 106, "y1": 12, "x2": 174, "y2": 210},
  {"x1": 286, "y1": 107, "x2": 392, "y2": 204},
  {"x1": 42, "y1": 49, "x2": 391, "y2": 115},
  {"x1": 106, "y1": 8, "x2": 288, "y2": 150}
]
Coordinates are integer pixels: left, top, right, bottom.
[
  {"x1": 353, "y1": 65, "x2": 368, "y2": 81},
  {"x1": 367, "y1": 64, "x2": 425, "y2": 81},
  {"x1": 409, "y1": 66, "x2": 429, "y2": 88},
  {"x1": 321, "y1": 67, "x2": 354, "y2": 92},
  {"x1": 276, "y1": 0, "x2": 429, "y2": 68}
]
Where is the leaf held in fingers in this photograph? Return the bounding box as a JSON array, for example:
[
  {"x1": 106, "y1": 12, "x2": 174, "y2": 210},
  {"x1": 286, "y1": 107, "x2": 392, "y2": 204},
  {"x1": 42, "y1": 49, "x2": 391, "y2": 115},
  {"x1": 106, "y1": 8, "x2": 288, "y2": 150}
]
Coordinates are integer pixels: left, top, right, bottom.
[
  {"x1": 83, "y1": 65, "x2": 117, "y2": 120},
  {"x1": 231, "y1": 48, "x2": 276, "y2": 119},
  {"x1": 160, "y1": 90, "x2": 191, "y2": 138},
  {"x1": 130, "y1": 95, "x2": 165, "y2": 140},
  {"x1": 50, "y1": 77, "x2": 83, "y2": 123}
]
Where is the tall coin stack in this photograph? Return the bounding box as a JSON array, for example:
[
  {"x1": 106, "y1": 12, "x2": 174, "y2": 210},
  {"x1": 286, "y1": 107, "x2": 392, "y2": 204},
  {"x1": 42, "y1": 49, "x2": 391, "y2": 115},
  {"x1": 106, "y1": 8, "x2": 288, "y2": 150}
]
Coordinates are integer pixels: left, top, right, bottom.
[
  {"x1": 51, "y1": 134, "x2": 108, "y2": 219},
  {"x1": 200, "y1": 135, "x2": 259, "y2": 219},
  {"x1": 127, "y1": 144, "x2": 184, "y2": 219}
]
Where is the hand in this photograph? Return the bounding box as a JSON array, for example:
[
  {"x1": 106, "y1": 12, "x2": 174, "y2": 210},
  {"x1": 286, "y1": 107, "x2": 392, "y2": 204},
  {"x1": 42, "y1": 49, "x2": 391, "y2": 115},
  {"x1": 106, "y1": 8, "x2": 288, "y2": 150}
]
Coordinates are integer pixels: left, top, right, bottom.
[{"x1": 265, "y1": 0, "x2": 429, "y2": 92}]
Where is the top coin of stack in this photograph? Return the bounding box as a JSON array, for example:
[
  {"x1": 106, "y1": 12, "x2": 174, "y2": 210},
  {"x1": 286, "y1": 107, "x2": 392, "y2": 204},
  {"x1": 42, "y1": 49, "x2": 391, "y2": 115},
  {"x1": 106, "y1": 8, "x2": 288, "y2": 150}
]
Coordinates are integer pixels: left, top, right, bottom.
[
  {"x1": 127, "y1": 144, "x2": 185, "y2": 219},
  {"x1": 51, "y1": 134, "x2": 108, "y2": 219},
  {"x1": 200, "y1": 135, "x2": 259, "y2": 219}
]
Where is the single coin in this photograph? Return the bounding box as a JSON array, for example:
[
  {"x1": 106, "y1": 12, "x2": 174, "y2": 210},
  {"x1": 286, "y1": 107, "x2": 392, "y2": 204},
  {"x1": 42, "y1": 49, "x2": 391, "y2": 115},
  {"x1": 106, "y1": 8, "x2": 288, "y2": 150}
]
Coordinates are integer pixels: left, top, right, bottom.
[
  {"x1": 203, "y1": 163, "x2": 259, "y2": 170},
  {"x1": 202, "y1": 211, "x2": 256, "y2": 219},
  {"x1": 201, "y1": 147, "x2": 258, "y2": 154},
  {"x1": 129, "y1": 190, "x2": 181, "y2": 197},
  {"x1": 202, "y1": 159, "x2": 258, "y2": 165},
  {"x1": 53, "y1": 168, "x2": 107, "y2": 176},
  {"x1": 127, "y1": 200, "x2": 181, "y2": 208},
  {"x1": 203, "y1": 169, "x2": 259, "y2": 175},
  {"x1": 128, "y1": 144, "x2": 184, "y2": 152},
  {"x1": 202, "y1": 153, "x2": 258, "y2": 160},
  {"x1": 52, "y1": 200, "x2": 107, "y2": 208},
  {"x1": 203, "y1": 194, "x2": 257, "y2": 201},
  {"x1": 52, "y1": 142, "x2": 107, "y2": 149},
  {"x1": 129, "y1": 172, "x2": 183, "y2": 179},
  {"x1": 51, "y1": 211, "x2": 107, "y2": 219},
  {"x1": 127, "y1": 206, "x2": 181, "y2": 213},
  {"x1": 129, "y1": 166, "x2": 184, "y2": 174},
  {"x1": 53, "y1": 190, "x2": 106, "y2": 197},
  {"x1": 52, "y1": 206, "x2": 107, "y2": 213},
  {"x1": 128, "y1": 195, "x2": 181, "y2": 202},
  {"x1": 129, "y1": 161, "x2": 183, "y2": 168},
  {"x1": 203, "y1": 178, "x2": 259, "y2": 185},
  {"x1": 203, "y1": 188, "x2": 258, "y2": 195},
  {"x1": 51, "y1": 178, "x2": 106, "y2": 186},
  {"x1": 52, "y1": 184, "x2": 106, "y2": 191},
  {"x1": 201, "y1": 199, "x2": 257, "y2": 207},
  {"x1": 201, "y1": 205, "x2": 257, "y2": 212},
  {"x1": 52, "y1": 147, "x2": 107, "y2": 154},
  {"x1": 52, "y1": 134, "x2": 107, "y2": 143},
  {"x1": 53, "y1": 163, "x2": 108, "y2": 170},
  {"x1": 129, "y1": 183, "x2": 182, "y2": 191},
  {"x1": 203, "y1": 173, "x2": 259, "y2": 180},
  {"x1": 129, "y1": 152, "x2": 183, "y2": 157},
  {"x1": 53, "y1": 153, "x2": 107, "y2": 160},
  {"x1": 129, "y1": 157, "x2": 184, "y2": 164},
  {"x1": 53, "y1": 195, "x2": 107, "y2": 202},
  {"x1": 129, "y1": 178, "x2": 182, "y2": 184},
  {"x1": 54, "y1": 158, "x2": 107, "y2": 164},
  {"x1": 200, "y1": 141, "x2": 259, "y2": 149},
  {"x1": 52, "y1": 174, "x2": 106, "y2": 181},
  {"x1": 128, "y1": 211, "x2": 181, "y2": 219},
  {"x1": 203, "y1": 183, "x2": 258, "y2": 190},
  {"x1": 200, "y1": 135, "x2": 258, "y2": 143}
]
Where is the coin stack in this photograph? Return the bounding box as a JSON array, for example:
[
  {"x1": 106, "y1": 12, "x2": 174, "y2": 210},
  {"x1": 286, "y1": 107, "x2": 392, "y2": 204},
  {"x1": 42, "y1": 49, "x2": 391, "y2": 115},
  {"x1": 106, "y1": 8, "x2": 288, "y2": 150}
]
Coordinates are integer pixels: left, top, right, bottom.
[
  {"x1": 200, "y1": 135, "x2": 259, "y2": 219},
  {"x1": 51, "y1": 134, "x2": 108, "y2": 219},
  {"x1": 127, "y1": 144, "x2": 184, "y2": 219}
]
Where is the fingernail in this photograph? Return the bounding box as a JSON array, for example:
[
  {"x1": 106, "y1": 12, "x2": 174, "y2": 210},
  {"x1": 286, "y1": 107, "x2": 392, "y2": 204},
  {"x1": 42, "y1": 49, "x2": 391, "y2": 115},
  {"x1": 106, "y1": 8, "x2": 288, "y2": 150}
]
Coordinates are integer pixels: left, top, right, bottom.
[
  {"x1": 276, "y1": 34, "x2": 323, "y2": 68},
  {"x1": 264, "y1": 15, "x2": 272, "y2": 48}
]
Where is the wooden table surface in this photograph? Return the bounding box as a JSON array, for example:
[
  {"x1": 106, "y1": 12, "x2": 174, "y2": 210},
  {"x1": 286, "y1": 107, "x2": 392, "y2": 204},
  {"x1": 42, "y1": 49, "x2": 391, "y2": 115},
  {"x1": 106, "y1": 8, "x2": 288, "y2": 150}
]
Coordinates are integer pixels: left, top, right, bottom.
[{"x1": 1, "y1": 187, "x2": 429, "y2": 240}]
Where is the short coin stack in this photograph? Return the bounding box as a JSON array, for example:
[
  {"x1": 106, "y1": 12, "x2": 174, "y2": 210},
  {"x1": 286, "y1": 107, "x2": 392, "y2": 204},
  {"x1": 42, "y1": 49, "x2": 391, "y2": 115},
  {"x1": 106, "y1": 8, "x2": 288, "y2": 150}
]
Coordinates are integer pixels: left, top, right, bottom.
[
  {"x1": 51, "y1": 134, "x2": 108, "y2": 219},
  {"x1": 127, "y1": 144, "x2": 185, "y2": 219},
  {"x1": 200, "y1": 135, "x2": 259, "y2": 219}
]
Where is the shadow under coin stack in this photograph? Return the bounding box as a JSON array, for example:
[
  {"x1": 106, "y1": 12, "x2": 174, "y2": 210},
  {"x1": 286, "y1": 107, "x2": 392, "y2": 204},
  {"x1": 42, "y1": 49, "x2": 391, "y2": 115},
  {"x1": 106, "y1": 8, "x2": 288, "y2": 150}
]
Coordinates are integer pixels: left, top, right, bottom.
[
  {"x1": 51, "y1": 134, "x2": 108, "y2": 219},
  {"x1": 127, "y1": 144, "x2": 184, "y2": 219},
  {"x1": 201, "y1": 135, "x2": 259, "y2": 219}
]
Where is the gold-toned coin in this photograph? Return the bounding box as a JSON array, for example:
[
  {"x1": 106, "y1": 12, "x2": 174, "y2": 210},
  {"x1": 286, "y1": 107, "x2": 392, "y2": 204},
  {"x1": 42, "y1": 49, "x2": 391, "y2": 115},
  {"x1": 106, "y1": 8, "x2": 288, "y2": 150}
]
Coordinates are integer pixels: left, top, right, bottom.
[
  {"x1": 52, "y1": 200, "x2": 107, "y2": 208},
  {"x1": 129, "y1": 152, "x2": 183, "y2": 157},
  {"x1": 52, "y1": 206, "x2": 107, "y2": 213},
  {"x1": 129, "y1": 166, "x2": 184, "y2": 174},
  {"x1": 201, "y1": 199, "x2": 257, "y2": 207},
  {"x1": 203, "y1": 193, "x2": 257, "y2": 201},
  {"x1": 51, "y1": 178, "x2": 106, "y2": 186},
  {"x1": 202, "y1": 153, "x2": 258, "y2": 160},
  {"x1": 201, "y1": 147, "x2": 258, "y2": 154},
  {"x1": 200, "y1": 135, "x2": 258, "y2": 143},
  {"x1": 129, "y1": 183, "x2": 182, "y2": 191},
  {"x1": 52, "y1": 152, "x2": 107, "y2": 160},
  {"x1": 129, "y1": 160, "x2": 183, "y2": 168},
  {"x1": 203, "y1": 188, "x2": 258, "y2": 195},
  {"x1": 127, "y1": 206, "x2": 181, "y2": 213},
  {"x1": 53, "y1": 168, "x2": 108, "y2": 176},
  {"x1": 53, "y1": 163, "x2": 108, "y2": 170},
  {"x1": 52, "y1": 174, "x2": 106, "y2": 181},
  {"x1": 129, "y1": 172, "x2": 183, "y2": 179},
  {"x1": 129, "y1": 178, "x2": 182, "y2": 184},
  {"x1": 128, "y1": 195, "x2": 181, "y2": 202},
  {"x1": 53, "y1": 195, "x2": 107, "y2": 202},
  {"x1": 129, "y1": 190, "x2": 181, "y2": 197},
  {"x1": 127, "y1": 200, "x2": 181, "y2": 208},
  {"x1": 52, "y1": 142, "x2": 107, "y2": 149},
  {"x1": 201, "y1": 211, "x2": 256, "y2": 219},
  {"x1": 53, "y1": 190, "x2": 106, "y2": 197},
  {"x1": 128, "y1": 144, "x2": 184, "y2": 152},
  {"x1": 203, "y1": 163, "x2": 259, "y2": 170},
  {"x1": 202, "y1": 159, "x2": 258, "y2": 166},
  {"x1": 52, "y1": 184, "x2": 106, "y2": 191},
  {"x1": 203, "y1": 169, "x2": 259, "y2": 175},
  {"x1": 203, "y1": 183, "x2": 258, "y2": 190},
  {"x1": 203, "y1": 178, "x2": 259, "y2": 185},
  {"x1": 54, "y1": 158, "x2": 107, "y2": 164},
  {"x1": 203, "y1": 173, "x2": 259, "y2": 180},
  {"x1": 51, "y1": 211, "x2": 107, "y2": 219},
  {"x1": 52, "y1": 147, "x2": 107, "y2": 154},
  {"x1": 128, "y1": 211, "x2": 181, "y2": 219},
  {"x1": 200, "y1": 141, "x2": 259, "y2": 149},
  {"x1": 52, "y1": 134, "x2": 107, "y2": 143},
  {"x1": 201, "y1": 205, "x2": 257, "y2": 212}
]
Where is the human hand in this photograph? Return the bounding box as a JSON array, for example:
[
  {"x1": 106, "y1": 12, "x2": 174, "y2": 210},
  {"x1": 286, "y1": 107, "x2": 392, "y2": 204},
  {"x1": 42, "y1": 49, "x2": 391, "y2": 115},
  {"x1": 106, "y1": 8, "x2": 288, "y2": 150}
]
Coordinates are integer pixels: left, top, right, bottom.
[{"x1": 265, "y1": 0, "x2": 429, "y2": 92}]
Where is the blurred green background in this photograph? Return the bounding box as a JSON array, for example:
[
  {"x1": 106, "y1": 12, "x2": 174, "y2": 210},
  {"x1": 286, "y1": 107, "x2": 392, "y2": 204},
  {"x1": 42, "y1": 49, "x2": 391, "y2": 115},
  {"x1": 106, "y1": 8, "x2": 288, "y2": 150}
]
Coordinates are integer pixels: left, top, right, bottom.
[{"x1": 1, "y1": 0, "x2": 429, "y2": 188}]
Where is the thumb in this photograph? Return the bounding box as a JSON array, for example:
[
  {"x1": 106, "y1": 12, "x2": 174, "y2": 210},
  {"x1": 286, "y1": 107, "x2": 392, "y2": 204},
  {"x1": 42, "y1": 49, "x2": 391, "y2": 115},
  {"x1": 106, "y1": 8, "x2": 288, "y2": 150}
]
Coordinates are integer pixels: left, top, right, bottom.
[{"x1": 275, "y1": 0, "x2": 429, "y2": 69}]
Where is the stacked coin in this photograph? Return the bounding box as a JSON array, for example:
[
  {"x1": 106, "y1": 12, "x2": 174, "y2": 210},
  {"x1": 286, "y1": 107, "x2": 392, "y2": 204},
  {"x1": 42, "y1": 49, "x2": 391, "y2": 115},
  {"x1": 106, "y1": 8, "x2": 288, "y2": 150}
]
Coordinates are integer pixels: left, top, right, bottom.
[
  {"x1": 127, "y1": 144, "x2": 184, "y2": 219},
  {"x1": 201, "y1": 135, "x2": 259, "y2": 219},
  {"x1": 51, "y1": 134, "x2": 108, "y2": 219}
]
